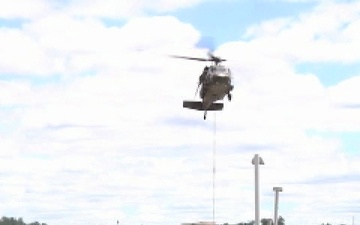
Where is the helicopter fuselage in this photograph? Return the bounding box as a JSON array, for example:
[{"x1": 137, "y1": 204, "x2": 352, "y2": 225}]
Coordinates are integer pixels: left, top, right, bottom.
[
  {"x1": 202, "y1": 80, "x2": 231, "y2": 109},
  {"x1": 200, "y1": 65, "x2": 233, "y2": 110},
  {"x1": 173, "y1": 52, "x2": 234, "y2": 120}
]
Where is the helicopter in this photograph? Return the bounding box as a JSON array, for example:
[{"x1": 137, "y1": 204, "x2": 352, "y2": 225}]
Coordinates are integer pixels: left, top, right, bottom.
[{"x1": 171, "y1": 52, "x2": 234, "y2": 120}]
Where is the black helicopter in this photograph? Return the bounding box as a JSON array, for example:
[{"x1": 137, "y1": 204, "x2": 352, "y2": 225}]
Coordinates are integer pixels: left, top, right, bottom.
[{"x1": 171, "y1": 52, "x2": 234, "y2": 120}]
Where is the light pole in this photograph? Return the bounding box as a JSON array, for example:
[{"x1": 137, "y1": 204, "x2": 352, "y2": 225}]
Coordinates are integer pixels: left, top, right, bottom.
[
  {"x1": 273, "y1": 187, "x2": 283, "y2": 225},
  {"x1": 252, "y1": 154, "x2": 264, "y2": 225}
]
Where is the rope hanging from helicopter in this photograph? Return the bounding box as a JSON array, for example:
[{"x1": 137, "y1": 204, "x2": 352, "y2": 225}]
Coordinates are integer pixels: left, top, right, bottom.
[
  {"x1": 169, "y1": 45, "x2": 232, "y2": 223},
  {"x1": 212, "y1": 112, "x2": 217, "y2": 224}
]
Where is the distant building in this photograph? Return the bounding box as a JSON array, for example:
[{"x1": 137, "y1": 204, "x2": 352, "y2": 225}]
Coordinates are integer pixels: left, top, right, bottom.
[{"x1": 182, "y1": 221, "x2": 215, "y2": 225}]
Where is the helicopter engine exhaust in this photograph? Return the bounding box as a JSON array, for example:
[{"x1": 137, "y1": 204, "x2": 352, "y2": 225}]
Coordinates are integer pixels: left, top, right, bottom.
[{"x1": 183, "y1": 101, "x2": 223, "y2": 111}]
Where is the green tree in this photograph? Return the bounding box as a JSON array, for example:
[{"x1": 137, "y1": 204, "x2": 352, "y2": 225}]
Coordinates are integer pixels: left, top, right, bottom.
[
  {"x1": 261, "y1": 218, "x2": 273, "y2": 225},
  {"x1": 278, "y1": 216, "x2": 285, "y2": 225},
  {"x1": 0, "y1": 217, "x2": 47, "y2": 225},
  {"x1": 28, "y1": 222, "x2": 40, "y2": 225},
  {"x1": 246, "y1": 220, "x2": 255, "y2": 225}
]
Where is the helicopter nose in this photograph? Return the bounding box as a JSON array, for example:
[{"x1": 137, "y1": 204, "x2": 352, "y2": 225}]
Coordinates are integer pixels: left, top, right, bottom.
[{"x1": 213, "y1": 74, "x2": 230, "y2": 83}]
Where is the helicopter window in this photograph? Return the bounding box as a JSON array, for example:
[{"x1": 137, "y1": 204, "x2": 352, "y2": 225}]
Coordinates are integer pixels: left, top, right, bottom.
[{"x1": 215, "y1": 66, "x2": 228, "y2": 73}]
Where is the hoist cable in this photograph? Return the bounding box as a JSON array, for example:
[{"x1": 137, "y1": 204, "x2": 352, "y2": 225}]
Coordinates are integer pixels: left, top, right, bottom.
[{"x1": 212, "y1": 113, "x2": 217, "y2": 224}]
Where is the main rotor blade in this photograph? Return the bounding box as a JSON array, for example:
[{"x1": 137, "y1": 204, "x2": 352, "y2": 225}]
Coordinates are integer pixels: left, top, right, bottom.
[
  {"x1": 169, "y1": 55, "x2": 210, "y2": 62},
  {"x1": 207, "y1": 51, "x2": 227, "y2": 62}
]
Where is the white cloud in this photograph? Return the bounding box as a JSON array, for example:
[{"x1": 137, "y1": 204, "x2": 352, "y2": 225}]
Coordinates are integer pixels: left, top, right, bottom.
[
  {"x1": 0, "y1": 0, "x2": 211, "y2": 20},
  {"x1": 66, "y1": 0, "x2": 207, "y2": 19},
  {"x1": 1, "y1": 1, "x2": 360, "y2": 225},
  {"x1": 0, "y1": 28, "x2": 56, "y2": 75},
  {"x1": 0, "y1": 0, "x2": 51, "y2": 19},
  {"x1": 214, "y1": 0, "x2": 360, "y2": 134},
  {"x1": 243, "y1": 1, "x2": 360, "y2": 63},
  {"x1": 0, "y1": 14, "x2": 201, "y2": 76},
  {"x1": 328, "y1": 76, "x2": 360, "y2": 107}
]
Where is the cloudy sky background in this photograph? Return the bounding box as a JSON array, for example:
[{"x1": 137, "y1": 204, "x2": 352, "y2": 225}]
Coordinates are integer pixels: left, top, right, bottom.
[{"x1": 1, "y1": 0, "x2": 360, "y2": 225}]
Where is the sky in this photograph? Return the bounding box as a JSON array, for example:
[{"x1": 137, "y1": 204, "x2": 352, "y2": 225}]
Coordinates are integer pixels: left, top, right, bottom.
[{"x1": 0, "y1": 0, "x2": 360, "y2": 225}]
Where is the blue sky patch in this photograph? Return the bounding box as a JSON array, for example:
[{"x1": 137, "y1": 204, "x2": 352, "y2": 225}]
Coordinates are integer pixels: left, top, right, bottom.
[
  {"x1": 306, "y1": 130, "x2": 360, "y2": 155},
  {"x1": 0, "y1": 18, "x2": 27, "y2": 28},
  {"x1": 166, "y1": 0, "x2": 315, "y2": 47},
  {"x1": 102, "y1": 18, "x2": 127, "y2": 28},
  {"x1": 296, "y1": 62, "x2": 360, "y2": 87},
  {"x1": 0, "y1": 73, "x2": 63, "y2": 86}
]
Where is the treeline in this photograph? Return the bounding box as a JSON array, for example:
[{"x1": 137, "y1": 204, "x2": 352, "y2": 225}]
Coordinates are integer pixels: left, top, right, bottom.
[
  {"x1": 0, "y1": 217, "x2": 47, "y2": 225},
  {"x1": 221, "y1": 216, "x2": 285, "y2": 225},
  {"x1": 1, "y1": 216, "x2": 286, "y2": 225}
]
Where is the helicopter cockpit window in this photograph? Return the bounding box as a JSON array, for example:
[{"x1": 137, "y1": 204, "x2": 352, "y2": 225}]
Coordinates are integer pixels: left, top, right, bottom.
[
  {"x1": 207, "y1": 66, "x2": 231, "y2": 77},
  {"x1": 215, "y1": 66, "x2": 230, "y2": 74}
]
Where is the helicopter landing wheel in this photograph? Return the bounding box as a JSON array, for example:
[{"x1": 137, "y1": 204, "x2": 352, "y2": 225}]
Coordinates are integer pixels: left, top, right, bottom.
[
  {"x1": 204, "y1": 112, "x2": 207, "y2": 120},
  {"x1": 228, "y1": 93, "x2": 232, "y2": 101}
]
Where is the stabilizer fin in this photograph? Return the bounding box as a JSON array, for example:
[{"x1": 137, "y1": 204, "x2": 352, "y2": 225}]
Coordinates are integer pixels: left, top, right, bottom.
[{"x1": 183, "y1": 101, "x2": 223, "y2": 111}]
